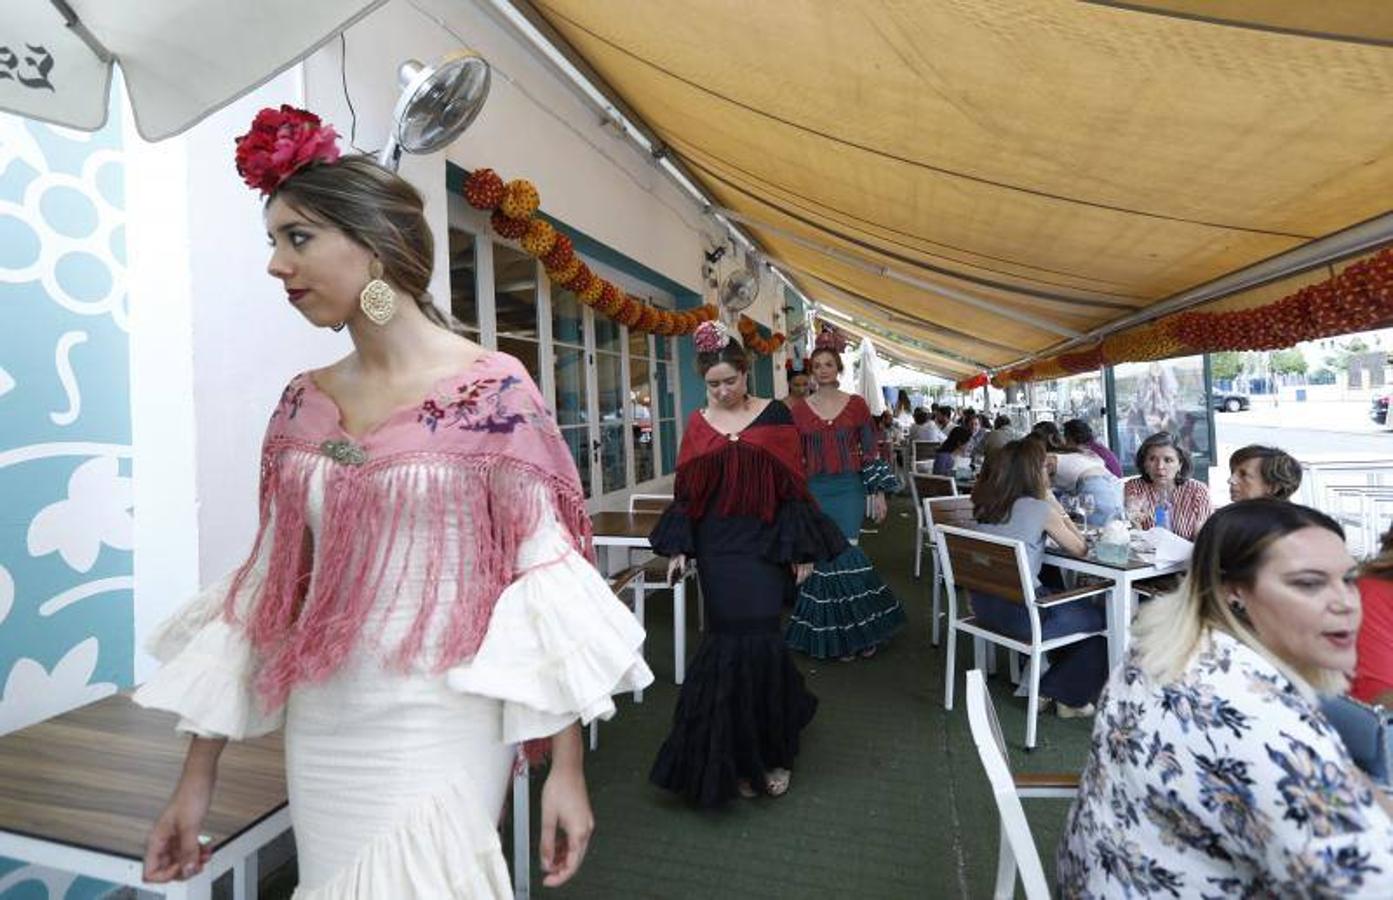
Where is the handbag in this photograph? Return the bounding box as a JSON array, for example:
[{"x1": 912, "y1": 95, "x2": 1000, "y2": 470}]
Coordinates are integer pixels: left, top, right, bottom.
[{"x1": 1318, "y1": 693, "x2": 1393, "y2": 786}]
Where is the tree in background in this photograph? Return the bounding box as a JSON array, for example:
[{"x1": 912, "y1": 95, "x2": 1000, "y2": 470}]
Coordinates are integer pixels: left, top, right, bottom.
[
  {"x1": 1270, "y1": 348, "x2": 1308, "y2": 376},
  {"x1": 1324, "y1": 337, "x2": 1371, "y2": 372},
  {"x1": 1210, "y1": 351, "x2": 1242, "y2": 381}
]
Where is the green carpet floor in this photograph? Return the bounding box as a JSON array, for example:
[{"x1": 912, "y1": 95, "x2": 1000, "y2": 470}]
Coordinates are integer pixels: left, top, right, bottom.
[{"x1": 525, "y1": 495, "x2": 1095, "y2": 899}]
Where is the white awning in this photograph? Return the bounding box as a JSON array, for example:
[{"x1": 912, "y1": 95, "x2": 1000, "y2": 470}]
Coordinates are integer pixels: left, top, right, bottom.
[{"x1": 0, "y1": 0, "x2": 388, "y2": 140}]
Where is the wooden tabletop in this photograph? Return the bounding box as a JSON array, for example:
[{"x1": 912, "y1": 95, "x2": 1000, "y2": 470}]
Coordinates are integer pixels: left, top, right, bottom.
[
  {"x1": 0, "y1": 693, "x2": 285, "y2": 861},
  {"x1": 590, "y1": 510, "x2": 662, "y2": 540}
]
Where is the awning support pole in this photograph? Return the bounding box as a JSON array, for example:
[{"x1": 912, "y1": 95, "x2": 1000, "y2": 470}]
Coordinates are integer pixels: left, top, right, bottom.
[{"x1": 48, "y1": 0, "x2": 113, "y2": 63}]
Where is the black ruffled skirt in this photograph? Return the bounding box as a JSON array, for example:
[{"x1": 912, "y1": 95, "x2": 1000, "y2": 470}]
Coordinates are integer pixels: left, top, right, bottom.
[
  {"x1": 648, "y1": 507, "x2": 839, "y2": 807},
  {"x1": 648, "y1": 626, "x2": 817, "y2": 806}
]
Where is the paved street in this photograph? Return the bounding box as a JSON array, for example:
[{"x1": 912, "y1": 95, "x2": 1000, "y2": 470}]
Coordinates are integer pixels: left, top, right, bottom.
[{"x1": 1215, "y1": 400, "x2": 1393, "y2": 460}]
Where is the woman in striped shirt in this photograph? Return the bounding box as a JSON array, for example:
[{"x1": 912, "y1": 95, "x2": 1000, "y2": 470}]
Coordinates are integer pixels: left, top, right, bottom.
[{"x1": 1123, "y1": 431, "x2": 1212, "y2": 540}]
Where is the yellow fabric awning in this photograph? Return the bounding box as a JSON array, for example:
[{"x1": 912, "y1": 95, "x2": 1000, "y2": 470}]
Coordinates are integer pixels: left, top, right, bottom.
[
  {"x1": 1084, "y1": 1, "x2": 1393, "y2": 46},
  {"x1": 528, "y1": 1, "x2": 1393, "y2": 377}
]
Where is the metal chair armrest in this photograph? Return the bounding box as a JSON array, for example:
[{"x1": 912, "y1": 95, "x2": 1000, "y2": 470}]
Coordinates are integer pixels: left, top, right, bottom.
[{"x1": 1034, "y1": 584, "x2": 1111, "y2": 607}]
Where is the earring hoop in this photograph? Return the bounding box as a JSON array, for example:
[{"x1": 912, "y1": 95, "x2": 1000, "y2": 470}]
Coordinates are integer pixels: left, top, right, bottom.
[{"x1": 360, "y1": 259, "x2": 396, "y2": 325}]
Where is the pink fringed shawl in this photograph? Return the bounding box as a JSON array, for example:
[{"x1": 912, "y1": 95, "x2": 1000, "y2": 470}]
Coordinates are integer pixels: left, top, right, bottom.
[{"x1": 224, "y1": 352, "x2": 593, "y2": 719}]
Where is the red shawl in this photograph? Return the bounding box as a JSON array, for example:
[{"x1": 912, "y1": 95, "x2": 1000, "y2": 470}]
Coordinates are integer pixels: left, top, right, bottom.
[
  {"x1": 224, "y1": 352, "x2": 592, "y2": 711},
  {"x1": 791, "y1": 393, "x2": 882, "y2": 477},
  {"x1": 674, "y1": 403, "x2": 812, "y2": 521}
]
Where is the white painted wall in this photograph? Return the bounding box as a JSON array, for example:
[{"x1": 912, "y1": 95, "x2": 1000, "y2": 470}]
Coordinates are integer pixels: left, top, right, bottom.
[{"x1": 128, "y1": 72, "x2": 346, "y2": 675}]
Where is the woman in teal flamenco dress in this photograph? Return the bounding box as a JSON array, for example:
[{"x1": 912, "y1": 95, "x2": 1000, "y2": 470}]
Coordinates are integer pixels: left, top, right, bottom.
[{"x1": 786, "y1": 333, "x2": 906, "y2": 660}]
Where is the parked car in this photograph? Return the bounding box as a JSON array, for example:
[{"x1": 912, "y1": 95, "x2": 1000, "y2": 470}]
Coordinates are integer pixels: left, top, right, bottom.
[
  {"x1": 1212, "y1": 389, "x2": 1251, "y2": 413},
  {"x1": 1372, "y1": 393, "x2": 1390, "y2": 425}
]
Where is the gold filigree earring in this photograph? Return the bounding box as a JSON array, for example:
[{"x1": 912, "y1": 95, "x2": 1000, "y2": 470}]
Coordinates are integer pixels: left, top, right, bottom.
[{"x1": 359, "y1": 259, "x2": 396, "y2": 325}]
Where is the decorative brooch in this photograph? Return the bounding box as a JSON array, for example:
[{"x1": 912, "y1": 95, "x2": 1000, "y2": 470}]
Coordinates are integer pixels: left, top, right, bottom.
[{"x1": 320, "y1": 439, "x2": 367, "y2": 466}]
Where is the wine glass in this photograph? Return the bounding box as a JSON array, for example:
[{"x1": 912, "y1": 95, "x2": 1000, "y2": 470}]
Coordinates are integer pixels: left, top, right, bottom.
[
  {"x1": 1064, "y1": 495, "x2": 1086, "y2": 528},
  {"x1": 1080, "y1": 493, "x2": 1097, "y2": 526}
]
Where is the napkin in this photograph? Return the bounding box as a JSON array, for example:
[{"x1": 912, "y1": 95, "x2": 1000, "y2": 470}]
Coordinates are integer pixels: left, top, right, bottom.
[{"x1": 1136, "y1": 528, "x2": 1194, "y2": 565}]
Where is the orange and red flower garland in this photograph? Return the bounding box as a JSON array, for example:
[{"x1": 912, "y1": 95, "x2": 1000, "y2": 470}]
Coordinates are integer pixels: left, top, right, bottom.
[
  {"x1": 985, "y1": 247, "x2": 1393, "y2": 387},
  {"x1": 462, "y1": 168, "x2": 784, "y2": 352},
  {"x1": 737, "y1": 313, "x2": 786, "y2": 355}
]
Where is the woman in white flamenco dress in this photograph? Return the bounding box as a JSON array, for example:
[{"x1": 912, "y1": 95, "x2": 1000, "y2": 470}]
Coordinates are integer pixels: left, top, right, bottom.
[{"x1": 136, "y1": 109, "x2": 651, "y2": 898}]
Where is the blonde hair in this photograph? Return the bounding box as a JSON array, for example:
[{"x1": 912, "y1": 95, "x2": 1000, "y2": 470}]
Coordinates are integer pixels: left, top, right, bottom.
[{"x1": 1133, "y1": 499, "x2": 1349, "y2": 696}]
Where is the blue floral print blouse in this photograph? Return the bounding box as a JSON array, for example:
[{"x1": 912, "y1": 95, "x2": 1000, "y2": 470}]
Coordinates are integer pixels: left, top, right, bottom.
[{"x1": 1058, "y1": 630, "x2": 1393, "y2": 898}]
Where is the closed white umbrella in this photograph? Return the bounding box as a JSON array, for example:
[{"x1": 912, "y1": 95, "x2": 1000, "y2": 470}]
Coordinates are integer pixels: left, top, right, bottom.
[
  {"x1": 0, "y1": 0, "x2": 387, "y2": 141},
  {"x1": 854, "y1": 338, "x2": 886, "y2": 416}
]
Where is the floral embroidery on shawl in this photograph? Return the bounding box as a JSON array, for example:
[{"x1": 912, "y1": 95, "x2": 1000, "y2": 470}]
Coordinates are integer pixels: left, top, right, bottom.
[
  {"x1": 271, "y1": 379, "x2": 306, "y2": 421},
  {"x1": 419, "y1": 374, "x2": 545, "y2": 435},
  {"x1": 224, "y1": 354, "x2": 592, "y2": 739}
]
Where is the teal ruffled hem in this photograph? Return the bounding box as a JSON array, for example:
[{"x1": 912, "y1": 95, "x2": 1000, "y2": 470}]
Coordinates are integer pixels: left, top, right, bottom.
[
  {"x1": 784, "y1": 545, "x2": 906, "y2": 658},
  {"x1": 861, "y1": 459, "x2": 900, "y2": 495}
]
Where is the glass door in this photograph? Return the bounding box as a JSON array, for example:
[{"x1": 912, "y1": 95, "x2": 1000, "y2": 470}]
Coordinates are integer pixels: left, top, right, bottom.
[
  {"x1": 629, "y1": 329, "x2": 655, "y2": 484},
  {"x1": 551, "y1": 282, "x2": 593, "y2": 498},
  {"x1": 654, "y1": 335, "x2": 679, "y2": 476},
  {"x1": 594, "y1": 313, "x2": 627, "y2": 495},
  {"x1": 492, "y1": 242, "x2": 540, "y2": 381}
]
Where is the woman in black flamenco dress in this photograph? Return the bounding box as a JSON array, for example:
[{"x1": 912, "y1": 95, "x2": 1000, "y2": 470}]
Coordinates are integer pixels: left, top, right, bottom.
[{"x1": 648, "y1": 330, "x2": 845, "y2": 806}]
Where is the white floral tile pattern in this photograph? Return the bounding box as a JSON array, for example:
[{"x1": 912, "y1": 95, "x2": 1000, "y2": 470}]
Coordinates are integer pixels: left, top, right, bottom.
[
  {"x1": 0, "y1": 103, "x2": 130, "y2": 899},
  {"x1": 26, "y1": 456, "x2": 133, "y2": 574}
]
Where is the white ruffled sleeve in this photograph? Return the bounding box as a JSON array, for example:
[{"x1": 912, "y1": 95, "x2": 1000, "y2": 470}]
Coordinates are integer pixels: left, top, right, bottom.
[
  {"x1": 445, "y1": 507, "x2": 654, "y2": 745},
  {"x1": 132, "y1": 565, "x2": 284, "y2": 740}
]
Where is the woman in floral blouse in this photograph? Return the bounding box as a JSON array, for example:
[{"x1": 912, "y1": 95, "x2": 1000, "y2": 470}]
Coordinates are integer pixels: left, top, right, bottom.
[{"x1": 1058, "y1": 499, "x2": 1393, "y2": 898}]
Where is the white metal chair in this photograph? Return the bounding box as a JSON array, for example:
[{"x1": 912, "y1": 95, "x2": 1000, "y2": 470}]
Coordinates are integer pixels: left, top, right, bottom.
[
  {"x1": 624, "y1": 493, "x2": 702, "y2": 684},
  {"x1": 589, "y1": 565, "x2": 646, "y2": 751},
  {"x1": 911, "y1": 439, "x2": 942, "y2": 467},
  {"x1": 628, "y1": 493, "x2": 674, "y2": 513},
  {"x1": 922, "y1": 495, "x2": 974, "y2": 645},
  {"x1": 937, "y1": 525, "x2": 1111, "y2": 748},
  {"x1": 511, "y1": 766, "x2": 530, "y2": 899},
  {"x1": 912, "y1": 473, "x2": 958, "y2": 580},
  {"x1": 965, "y1": 669, "x2": 1078, "y2": 900}
]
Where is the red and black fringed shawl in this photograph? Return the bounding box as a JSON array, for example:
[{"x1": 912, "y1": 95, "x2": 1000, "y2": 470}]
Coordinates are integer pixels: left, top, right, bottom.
[
  {"x1": 672, "y1": 403, "x2": 812, "y2": 522},
  {"x1": 791, "y1": 393, "x2": 883, "y2": 477}
]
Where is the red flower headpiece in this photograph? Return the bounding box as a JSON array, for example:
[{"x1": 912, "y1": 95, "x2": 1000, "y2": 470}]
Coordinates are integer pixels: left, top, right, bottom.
[
  {"x1": 814, "y1": 325, "x2": 847, "y2": 353},
  {"x1": 235, "y1": 105, "x2": 342, "y2": 196}
]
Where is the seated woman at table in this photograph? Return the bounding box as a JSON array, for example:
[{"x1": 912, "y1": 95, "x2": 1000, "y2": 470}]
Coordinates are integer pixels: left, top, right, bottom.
[
  {"x1": 648, "y1": 322, "x2": 845, "y2": 805},
  {"x1": 970, "y1": 439, "x2": 1106, "y2": 717},
  {"x1": 1061, "y1": 418, "x2": 1122, "y2": 478},
  {"x1": 1353, "y1": 525, "x2": 1393, "y2": 706},
  {"x1": 1227, "y1": 443, "x2": 1303, "y2": 502},
  {"x1": 1123, "y1": 431, "x2": 1212, "y2": 540},
  {"x1": 1058, "y1": 500, "x2": 1393, "y2": 896},
  {"x1": 1041, "y1": 437, "x2": 1121, "y2": 530},
  {"x1": 932, "y1": 425, "x2": 973, "y2": 476}
]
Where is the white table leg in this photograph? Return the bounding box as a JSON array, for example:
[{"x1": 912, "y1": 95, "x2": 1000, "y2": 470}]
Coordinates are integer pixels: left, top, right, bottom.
[
  {"x1": 1107, "y1": 575, "x2": 1132, "y2": 671},
  {"x1": 513, "y1": 767, "x2": 530, "y2": 900},
  {"x1": 234, "y1": 849, "x2": 258, "y2": 900},
  {"x1": 673, "y1": 579, "x2": 687, "y2": 685}
]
